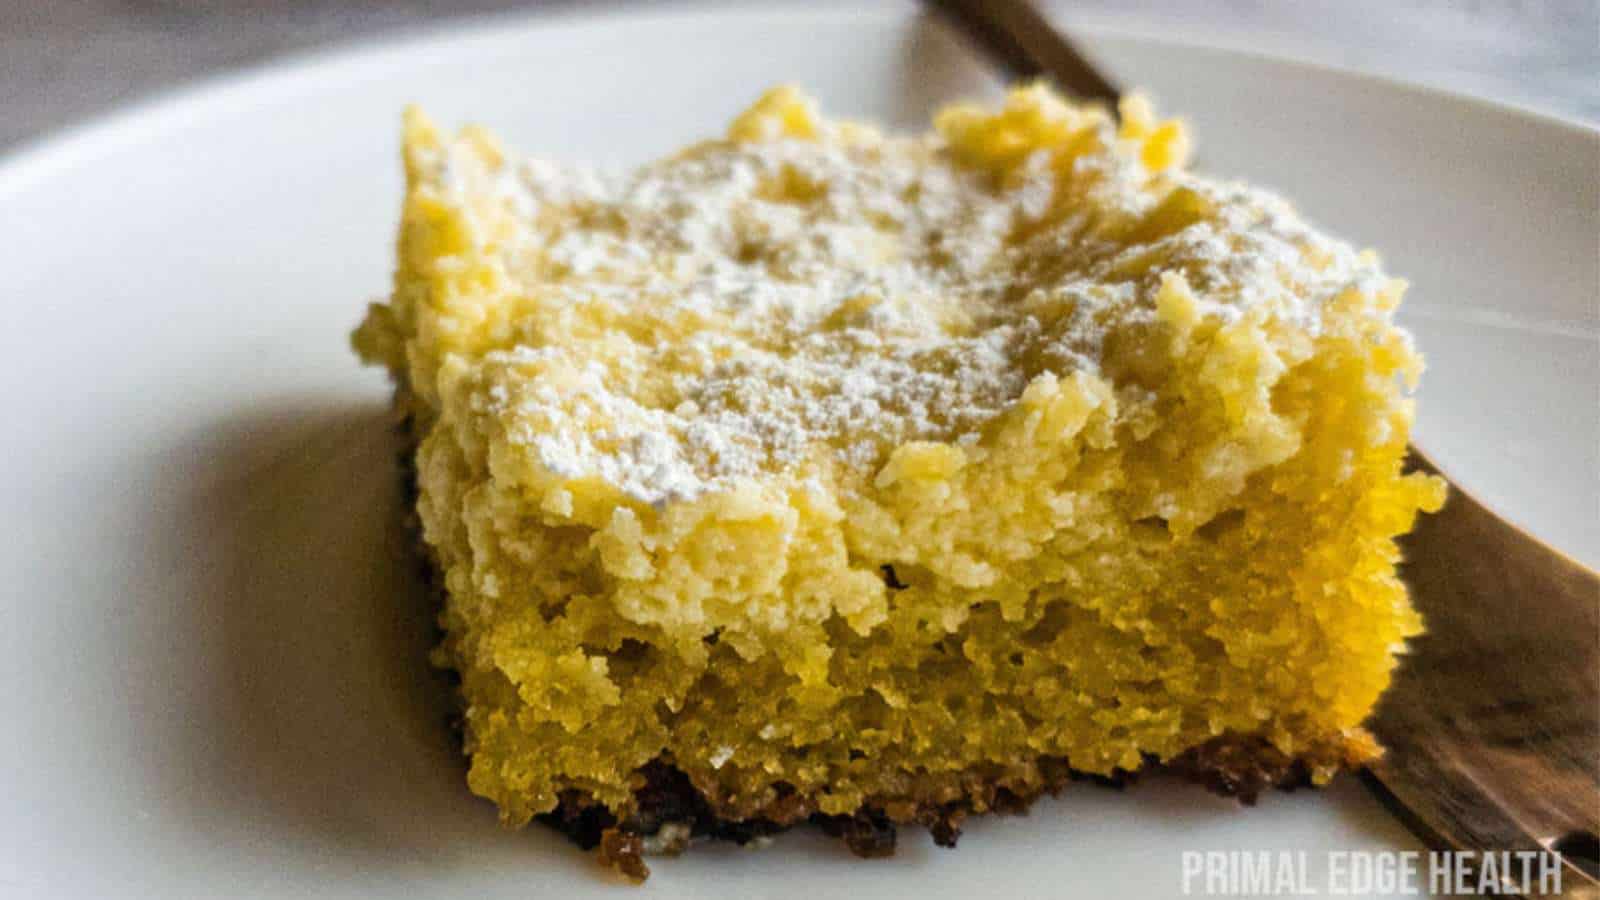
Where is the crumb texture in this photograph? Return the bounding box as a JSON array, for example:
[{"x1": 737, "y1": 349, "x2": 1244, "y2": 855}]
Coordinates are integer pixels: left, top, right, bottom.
[{"x1": 355, "y1": 85, "x2": 1443, "y2": 862}]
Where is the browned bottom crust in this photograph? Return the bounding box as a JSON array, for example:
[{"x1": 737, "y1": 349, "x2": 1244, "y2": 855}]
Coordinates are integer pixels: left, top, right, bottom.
[
  {"x1": 391, "y1": 400, "x2": 1374, "y2": 883},
  {"x1": 544, "y1": 736, "x2": 1367, "y2": 882}
]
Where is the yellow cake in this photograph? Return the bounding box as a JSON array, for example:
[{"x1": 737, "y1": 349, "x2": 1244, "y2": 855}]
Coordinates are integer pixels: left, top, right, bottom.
[{"x1": 353, "y1": 85, "x2": 1443, "y2": 879}]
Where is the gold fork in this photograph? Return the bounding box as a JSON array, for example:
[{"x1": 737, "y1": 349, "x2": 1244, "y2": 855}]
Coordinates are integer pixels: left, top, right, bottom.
[{"x1": 924, "y1": 1, "x2": 1600, "y2": 895}]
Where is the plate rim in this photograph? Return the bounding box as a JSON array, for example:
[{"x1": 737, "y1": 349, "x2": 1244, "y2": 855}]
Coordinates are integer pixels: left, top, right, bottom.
[{"x1": 1, "y1": 2, "x2": 1596, "y2": 203}]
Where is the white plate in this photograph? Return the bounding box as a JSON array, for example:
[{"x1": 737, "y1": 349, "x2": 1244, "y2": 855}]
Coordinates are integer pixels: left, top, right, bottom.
[{"x1": 1, "y1": 6, "x2": 1594, "y2": 899}]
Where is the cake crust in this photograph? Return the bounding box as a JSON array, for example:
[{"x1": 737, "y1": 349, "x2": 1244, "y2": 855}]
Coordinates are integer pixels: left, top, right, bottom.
[{"x1": 547, "y1": 737, "x2": 1371, "y2": 882}]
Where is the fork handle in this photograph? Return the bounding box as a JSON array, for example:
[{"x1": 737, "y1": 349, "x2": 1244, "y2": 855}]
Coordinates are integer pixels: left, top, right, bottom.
[{"x1": 923, "y1": 0, "x2": 1121, "y2": 104}]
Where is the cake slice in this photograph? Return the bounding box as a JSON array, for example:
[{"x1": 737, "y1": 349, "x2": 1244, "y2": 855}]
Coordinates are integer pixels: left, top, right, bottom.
[{"x1": 353, "y1": 85, "x2": 1443, "y2": 880}]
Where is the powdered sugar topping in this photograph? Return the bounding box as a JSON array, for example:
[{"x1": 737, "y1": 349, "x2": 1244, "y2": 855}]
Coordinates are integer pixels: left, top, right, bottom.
[{"x1": 443, "y1": 119, "x2": 1383, "y2": 505}]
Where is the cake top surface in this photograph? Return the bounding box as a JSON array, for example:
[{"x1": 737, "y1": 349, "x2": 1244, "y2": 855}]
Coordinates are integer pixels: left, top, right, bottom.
[{"x1": 367, "y1": 86, "x2": 1390, "y2": 505}]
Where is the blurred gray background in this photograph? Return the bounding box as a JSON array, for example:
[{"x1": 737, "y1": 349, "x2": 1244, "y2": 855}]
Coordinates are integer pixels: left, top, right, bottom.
[{"x1": 3, "y1": 0, "x2": 1597, "y2": 153}]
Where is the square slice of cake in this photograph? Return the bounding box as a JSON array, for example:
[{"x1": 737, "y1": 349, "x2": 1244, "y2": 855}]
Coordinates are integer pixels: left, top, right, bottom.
[{"x1": 353, "y1": 85, "x2": 1443, "y2": 879}]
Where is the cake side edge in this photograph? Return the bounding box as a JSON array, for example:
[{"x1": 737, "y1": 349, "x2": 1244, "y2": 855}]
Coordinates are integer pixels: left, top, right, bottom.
[{"x1": 388, "y1": 384, "x2": 1379, "y2": 883}]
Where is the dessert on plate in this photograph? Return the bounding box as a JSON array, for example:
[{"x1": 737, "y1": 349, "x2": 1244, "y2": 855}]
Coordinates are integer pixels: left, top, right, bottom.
[{"x1": 352, "y1": 84, "x2": 1443, "y2": 880}]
